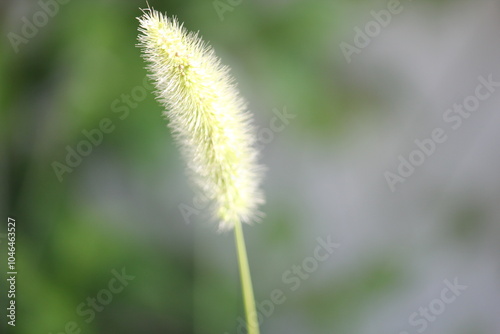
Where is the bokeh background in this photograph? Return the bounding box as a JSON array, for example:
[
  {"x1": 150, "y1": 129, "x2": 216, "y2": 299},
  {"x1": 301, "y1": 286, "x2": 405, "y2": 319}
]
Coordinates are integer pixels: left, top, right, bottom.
[{"x1": 2, "y1": 0, "x2": 500, "y2": 333}]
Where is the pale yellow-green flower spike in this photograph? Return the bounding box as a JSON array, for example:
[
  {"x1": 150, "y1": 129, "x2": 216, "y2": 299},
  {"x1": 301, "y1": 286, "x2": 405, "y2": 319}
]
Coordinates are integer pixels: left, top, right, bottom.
[{"x1": 137, "y1": 8, "x2": 264, "y2": 231}]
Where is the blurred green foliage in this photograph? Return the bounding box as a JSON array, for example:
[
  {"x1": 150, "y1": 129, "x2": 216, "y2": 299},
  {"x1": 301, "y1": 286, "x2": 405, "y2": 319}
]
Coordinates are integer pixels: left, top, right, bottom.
[{"x1": 1, "y1": 0, "x2": 485, "y2": 333}]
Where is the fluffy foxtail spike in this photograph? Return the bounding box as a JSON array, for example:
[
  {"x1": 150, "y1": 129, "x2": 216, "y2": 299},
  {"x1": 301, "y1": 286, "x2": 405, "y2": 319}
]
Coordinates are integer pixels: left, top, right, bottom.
[{"x1": 137, "y1": 8, "x2": 264, "y2": 231}]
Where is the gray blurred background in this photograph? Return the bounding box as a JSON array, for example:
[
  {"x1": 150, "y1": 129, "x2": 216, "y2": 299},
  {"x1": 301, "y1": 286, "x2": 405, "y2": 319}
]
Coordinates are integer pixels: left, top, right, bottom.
[{"x1": 1, "y1": 0, "x2": 499, "y2": 333}]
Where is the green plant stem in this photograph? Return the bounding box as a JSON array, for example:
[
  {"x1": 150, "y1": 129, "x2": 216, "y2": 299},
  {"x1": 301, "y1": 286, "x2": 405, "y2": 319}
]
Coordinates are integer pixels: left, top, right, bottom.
[{"x1": 234, "y1": 220, "x2": 260, "y2": 334}]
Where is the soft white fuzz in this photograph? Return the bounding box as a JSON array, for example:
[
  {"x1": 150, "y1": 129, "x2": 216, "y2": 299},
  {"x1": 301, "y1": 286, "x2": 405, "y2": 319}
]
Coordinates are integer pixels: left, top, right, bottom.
[{"x1": 137, "y1": 8, "x2": 264, "y2": 231}]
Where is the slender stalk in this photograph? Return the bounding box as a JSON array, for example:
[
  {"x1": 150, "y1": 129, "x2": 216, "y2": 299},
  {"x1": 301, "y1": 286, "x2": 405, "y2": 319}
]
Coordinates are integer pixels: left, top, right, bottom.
[{"x1": 234, "y1": 220, "x2": 260, "y2": 334}]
